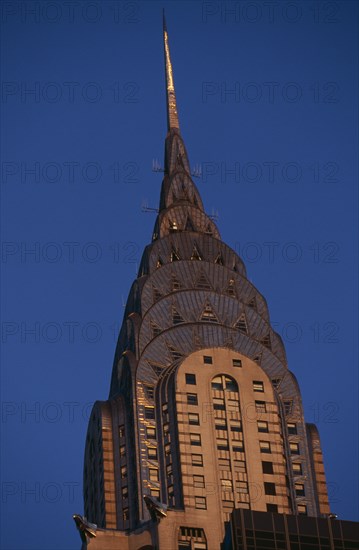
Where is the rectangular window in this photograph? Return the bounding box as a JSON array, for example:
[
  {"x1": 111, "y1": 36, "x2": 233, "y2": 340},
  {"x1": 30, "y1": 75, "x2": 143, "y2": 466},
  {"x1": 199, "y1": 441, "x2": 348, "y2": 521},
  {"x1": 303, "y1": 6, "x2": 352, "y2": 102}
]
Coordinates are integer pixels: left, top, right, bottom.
[
  {"x1": 163, "y1": 423, "x2": 169, "y2": 434},
  {"x1": 121, "y1": 486, "x2": 128, "y2": 498},
  {"x1": 262, "y1": 461, "x2": 274, "y2": 474},
  {"x1": 185, "y1": 373, "x2": 196, "y2": 385},
  {"x1": 292, "y1": 463, "x2": 303, "y2": 475},
  {"x1": 298, "y1": 504, "x2": 307, "y2": 515},
  {"x1": 193, "y1": 474, "x2": 205, "y2": 488},
  {"x1": 287, "y1": 422, "x2": 297, "y2": 434},
  {"x1": 255, "y1": 400, "x2": 267, "y2": 413},
  {"x1": 120, "y1": 465, "x2": 127, "y2": 478},
  {"x1": 234, "y1": 460, "x2": 246, "y2": 472},
  {"x1": 237, "y1": 481, "x2": 248, "y2": 494},
  {"x1": 195, "y1": 496, "x2": 207, "y2": 509},
  {"x1": 203, "y1": 355, "x2": 213, "y2": 364},
  {"x1": 267, "y1": 503, "x2": 278, "y2": 512},
  {"x1": 144, "y1": 385, "x2": 155, "y2": 399},
  {"x1": 187, "y1": 393, "x2": 198, "y2": 406},
  {"x1": 118, "y1": 425, "x2": 125, "y2": 438},
  {"x1": 120, "y1": 445, "x2": 126, "y2": 457},
  {"x1": 253, "y1": 380, "x2": 264, "y2": 392},
  {"x1": 264, "y1": 482, "x2": 276, "y2": 495},
  {"x1": 213, "y1": 398, "x2": 225, "y2": 410},
  {"x1": 191, "y1": 454, "x2": 203, "y2": 466},
  {"x1": 188, "y1": 413, "x2": 200, "y2": 425},
  {"x1": 217, "y1": 438, "x2": 229, "y2": 451},
  {"x1": 123, "y1": 507, "x2": 129, "y2": 521},
  {"x1": 150, "y1": 488, "x2": 160, "y2": 498},
  {"x1": 149, "y1": 468, "x2": 159, "y2": 481},
  {"x1": 147, "y1": 447, "x2": 158, "y2": 459},
  {"x1": 232, "y1": 443, "x2": 244, "y2": 452},
  {"x1": 257, "y1": 420, "x2": 269, "y2": 433},
  {"x1": 227, "y1": 399, "x2": 239, "y2": 413},
  {"x1": 215, "y1": 418, "x2": 227, "y2": 430},
  {"x1": 284, "y1": 400, "x2": 293, "y2": 415},
  {"x1": 145, "y1": 406, "x2": 155, "y2": 419},
  {"x1": 221, "y1": 479, "x2": 233, "y2": 490},
  {"x1": 146, "y1": 426, "x2": 156, "y2": 439},
  {"x1": 295, "y1": 483, "x2": 305, "y2": 497},
  {"x1": 290, "y1": 442, "x2": 300, "y2": 455},
  {"x1": 259, "y1": 441, "x2": 271, "y2": 453},
  {"x1": 232, "y1": 358, "x2": 242, "y2": 367},
  {"x1": 230, "y1": 420, "x2": 242, "y2": 432},
  {"x1": 190, "y1": 433, "x2": 201, "y2": 446},
  {"x1": 165, "y1": 443, "x2": 171, "y2": 457}
]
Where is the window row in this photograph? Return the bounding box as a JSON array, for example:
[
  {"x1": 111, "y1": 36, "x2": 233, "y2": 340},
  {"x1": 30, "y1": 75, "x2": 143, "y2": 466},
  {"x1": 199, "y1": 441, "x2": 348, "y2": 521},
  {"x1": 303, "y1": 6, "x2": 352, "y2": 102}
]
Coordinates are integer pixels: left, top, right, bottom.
[
  {"x1": 202, "y1": 356, "x2": 242, "y2": 368},
  {"x1": 186, "y1": 374, "x2": 265, "y2": 394},
  {"x1": 217, "y1": 440, "x2": 244, "y2": 452},
  {"x1": 187, "y1": 393, "x2": 268, "y2": 415}
]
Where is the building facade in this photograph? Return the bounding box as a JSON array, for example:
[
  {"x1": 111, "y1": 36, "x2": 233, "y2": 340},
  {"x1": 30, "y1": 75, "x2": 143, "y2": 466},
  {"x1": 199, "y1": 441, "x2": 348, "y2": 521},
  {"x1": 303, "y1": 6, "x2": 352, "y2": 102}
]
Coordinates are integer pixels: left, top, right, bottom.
[{"x1": 74, "y1": 16, "x2": 337, "y2": 550}]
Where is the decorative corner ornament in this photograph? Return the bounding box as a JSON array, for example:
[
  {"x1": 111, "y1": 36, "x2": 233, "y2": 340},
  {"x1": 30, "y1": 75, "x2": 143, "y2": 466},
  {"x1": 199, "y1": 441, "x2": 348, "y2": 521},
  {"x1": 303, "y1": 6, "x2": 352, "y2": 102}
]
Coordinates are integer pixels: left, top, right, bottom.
[{"x1": 73, "y1": 514, "x2": 97, "y2": 543}]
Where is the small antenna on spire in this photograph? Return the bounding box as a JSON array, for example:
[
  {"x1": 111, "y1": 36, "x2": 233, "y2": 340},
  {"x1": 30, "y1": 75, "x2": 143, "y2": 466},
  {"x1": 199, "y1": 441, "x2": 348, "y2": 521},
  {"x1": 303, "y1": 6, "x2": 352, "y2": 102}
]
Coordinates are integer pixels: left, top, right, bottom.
[
  {"x1": 142, "y1": 199, "x2": 159, "y2": 214},
  {"x1": 208, "y1": 209, "x2": 219, "y2": 221},
  {"x1": 152, "y1": 158, "x2": 164, "y2": 172},
  {"x1": 191, "y1": 164, "x2": 202, "y2": 179}
]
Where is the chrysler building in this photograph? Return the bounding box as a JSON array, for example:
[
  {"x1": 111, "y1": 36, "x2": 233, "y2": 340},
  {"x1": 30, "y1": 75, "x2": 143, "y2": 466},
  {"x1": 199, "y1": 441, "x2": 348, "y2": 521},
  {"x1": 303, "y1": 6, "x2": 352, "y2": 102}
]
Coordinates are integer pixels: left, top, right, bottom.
[{"x1": 72, "y1": 15, "x2": 347, "y2": 550}]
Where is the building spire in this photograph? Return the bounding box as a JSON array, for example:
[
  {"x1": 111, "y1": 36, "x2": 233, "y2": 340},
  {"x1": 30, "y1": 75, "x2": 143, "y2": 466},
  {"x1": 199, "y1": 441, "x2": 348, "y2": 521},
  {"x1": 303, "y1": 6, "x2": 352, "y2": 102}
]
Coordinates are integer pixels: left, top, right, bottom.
[{"x1": 163, "y1": 10, "x2": 180, "y2": 131}]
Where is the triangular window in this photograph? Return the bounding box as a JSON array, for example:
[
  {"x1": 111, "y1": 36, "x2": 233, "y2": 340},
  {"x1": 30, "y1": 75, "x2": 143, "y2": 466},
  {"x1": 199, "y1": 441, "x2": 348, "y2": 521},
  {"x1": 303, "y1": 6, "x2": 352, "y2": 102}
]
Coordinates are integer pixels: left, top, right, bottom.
[
  {"x1": 200, "y1": 303, "x2": 219, "y2": 323},
  {"x1": 171, "y1": 275, "x2": 181, "y2": 291},
  {"x1": 172, "y1": 307, "x2": 184, "y2": 325},
  {"x1": 234, "y1": 313, "x2": 248, "y2": 334},
  {"x1": 195, "y1": 272, "x2": 211, "y2": 290},
  {"x1": 167, "y1": 344, "x2": 183, "y2": 361},
  {"x1": 253, "y1": 353, "x2": 262, "y2": 365},
  {"x1": 260, "y1": 333, "x2": 271, "y2": 349},
  {"x1": 169, "y1": 220, "x2": 178, "y2": 232},
  {"x1": 147, "y1": 361, "x2": 165, "y2": 378},
  {"x1": 226, "y1": 279, "x2": 236, "y2": 297},
  {"x1": 153, "y1": 286, "x2": 162, "y2": 302},
  {"x1": 247, "y1": 297, "x2": 257, "y2": 310},
  {"x1": 151, "y1": 321, "x2": 162, "y2": 337},
  {"x1": 171, "y1": 248, "x2": 180, "y2": 262},
  {"x1": 156, "y1": 256, "x2": 163, "y2": 268},
  {"x1": 272, "y1": 378, "x2": 282, "y2": 390},
  {"x1": 215, "y1": 253, "x2": 224, "y2": 266},
  {"x1": 185, "y1": 216, "x2": 195, "y2": 232},
  {"x1": 191, "y1": 244, "x2": 202, "y2": 261}
]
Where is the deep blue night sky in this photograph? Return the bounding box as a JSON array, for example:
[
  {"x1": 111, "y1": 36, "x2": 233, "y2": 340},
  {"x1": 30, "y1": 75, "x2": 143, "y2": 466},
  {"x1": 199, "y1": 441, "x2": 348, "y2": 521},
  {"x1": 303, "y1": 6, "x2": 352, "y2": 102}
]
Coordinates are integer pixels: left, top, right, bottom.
[{"x1": 1, "y1": 1, "x2": 358, "y2": 548}]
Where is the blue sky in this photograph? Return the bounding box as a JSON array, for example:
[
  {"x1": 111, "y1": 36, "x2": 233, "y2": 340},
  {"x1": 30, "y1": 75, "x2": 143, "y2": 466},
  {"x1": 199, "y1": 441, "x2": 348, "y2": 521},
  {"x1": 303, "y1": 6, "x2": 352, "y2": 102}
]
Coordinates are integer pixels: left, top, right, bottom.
[{"x1": 1, "y1": 1, "x2": 358, "y2": 548}]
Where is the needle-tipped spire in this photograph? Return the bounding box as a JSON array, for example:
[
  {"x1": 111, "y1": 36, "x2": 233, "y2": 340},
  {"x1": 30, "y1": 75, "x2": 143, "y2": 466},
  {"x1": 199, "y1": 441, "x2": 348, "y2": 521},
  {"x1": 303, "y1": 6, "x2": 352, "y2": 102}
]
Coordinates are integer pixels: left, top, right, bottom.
[{"x1": 163, "y1": 10, "x2": 180, "y2": 131}]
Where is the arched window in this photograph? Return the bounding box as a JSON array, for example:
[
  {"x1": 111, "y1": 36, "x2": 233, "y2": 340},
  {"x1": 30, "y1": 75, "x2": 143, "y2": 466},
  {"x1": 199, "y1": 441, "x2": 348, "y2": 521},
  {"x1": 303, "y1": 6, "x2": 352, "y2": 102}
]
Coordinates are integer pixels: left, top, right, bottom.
[{"x1": 211, "y1": 375, "x2": 239, "y2": 393}]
